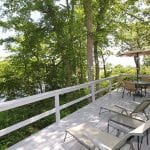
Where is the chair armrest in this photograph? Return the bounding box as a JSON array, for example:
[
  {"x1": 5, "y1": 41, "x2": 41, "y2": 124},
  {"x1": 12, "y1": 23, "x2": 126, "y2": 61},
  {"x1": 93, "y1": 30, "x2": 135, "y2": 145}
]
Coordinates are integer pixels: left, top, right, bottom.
[
  {"x1": 114, "y1": 105, "x2": 130, "y2": 115},
  {"x1": 130, "y1": 120, "x2": 150, "y2": 136},
  {"x1": 128, "y1": 101, "x2": 140, "y2": 105}
]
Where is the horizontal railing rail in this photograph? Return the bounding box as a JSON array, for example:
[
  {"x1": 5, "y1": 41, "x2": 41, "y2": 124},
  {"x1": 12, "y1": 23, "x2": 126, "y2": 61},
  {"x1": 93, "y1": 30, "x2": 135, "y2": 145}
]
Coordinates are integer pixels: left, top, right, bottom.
[{"x1": 0, "y1": 74, "x2": 127, "y2": 138}]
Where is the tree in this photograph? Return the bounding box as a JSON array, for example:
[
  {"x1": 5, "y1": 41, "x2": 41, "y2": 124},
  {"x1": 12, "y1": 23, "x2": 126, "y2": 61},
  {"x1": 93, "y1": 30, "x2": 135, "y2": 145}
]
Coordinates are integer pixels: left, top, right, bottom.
[
  {"x1": 100, "y1": 49, "x2": 112, "y2": 77},
  {"x1": 93, "y1": 0, "x2": 111, "y2": 81},
  {"x1": 83, "y1": 0, "x2": 94, "y2": 81},
  {"x1": 0, "y1": 0, "x2": 149, "y2": 99},
  {"x1": 0, "y1": 0, "x2": 88, "y2": 98}
]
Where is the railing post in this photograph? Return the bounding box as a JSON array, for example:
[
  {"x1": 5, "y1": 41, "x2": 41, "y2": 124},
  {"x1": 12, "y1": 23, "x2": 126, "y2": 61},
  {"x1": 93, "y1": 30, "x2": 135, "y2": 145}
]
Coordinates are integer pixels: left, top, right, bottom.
[
  {"x1": 91, "y1": 83, "x2": 95, "y2": 102},
  {"x1": 109, "y1": 79, "x2": 112, "y2": 94},
  {"x1": 55, "y1": 94, "x2": 60, "y2": 124}
]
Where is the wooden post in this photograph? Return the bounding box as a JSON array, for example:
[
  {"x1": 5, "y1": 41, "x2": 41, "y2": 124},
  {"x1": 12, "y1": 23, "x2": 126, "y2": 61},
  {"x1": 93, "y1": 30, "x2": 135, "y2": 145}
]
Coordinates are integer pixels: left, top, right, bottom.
[
  {"x1": 55, "y1": 94, "x2": 60, "y2": 124},
  {"x1": 109, "y1": 79, "x2": 112, "y2": 94}
]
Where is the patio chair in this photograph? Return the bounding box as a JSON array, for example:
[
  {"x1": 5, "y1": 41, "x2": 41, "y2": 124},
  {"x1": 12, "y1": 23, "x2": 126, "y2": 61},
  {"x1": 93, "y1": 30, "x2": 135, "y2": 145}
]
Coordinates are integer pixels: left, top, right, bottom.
[
  {"x1": 64, "y1": 120, "x2": 150, "y2": 150},
  {"x1": 116, "y1": 76, "x2": 124, "y2": 92},
  {"x1": 141, "y1": 76, "x2": 150, "y2": 95},
  {"x1": 99, "y1": 99, "x2": 150, "y2": 120},
  {"x1": 108, "y1": 113, "x2": 144, "y2": 133},
  {"x1": 108, "y1": 114, "x2": 149, "y2": 150},
  {"x1": 122, "y1": 80, "x2": 138, "y2": 100},
  {"x1": 142, "y1": 76, "x2": 150, "y2": 82}
]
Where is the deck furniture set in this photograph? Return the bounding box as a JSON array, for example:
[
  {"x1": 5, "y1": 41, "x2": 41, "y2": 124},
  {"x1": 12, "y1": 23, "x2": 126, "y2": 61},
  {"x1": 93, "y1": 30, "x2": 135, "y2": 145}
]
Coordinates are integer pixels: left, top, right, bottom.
[
  {"x1": 119, "y1": 76, "x2": 150, "y2": 100},
  {"x1": 64, "y1": 91, "x2": 150, "y2": 150}
]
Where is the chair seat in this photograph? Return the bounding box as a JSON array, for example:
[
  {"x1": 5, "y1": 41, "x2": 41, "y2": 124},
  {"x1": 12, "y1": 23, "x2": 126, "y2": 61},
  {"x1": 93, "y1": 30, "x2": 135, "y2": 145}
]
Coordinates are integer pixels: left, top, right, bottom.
[
  {"x1": 66, "y1": 123, "x2": 95, "y2": 149},
  {"x1": 66, "y1": 123, "x2": 121, "y2": 150},
  {"x1": 99, "y1": 100, "x2": 150, "y2": 120},
  {"x1": 109, "y1": 114, "x2": 144, "y2": 130},
  {"x1": 99, "y1": 104, "x2": 136, "y2": 117}
]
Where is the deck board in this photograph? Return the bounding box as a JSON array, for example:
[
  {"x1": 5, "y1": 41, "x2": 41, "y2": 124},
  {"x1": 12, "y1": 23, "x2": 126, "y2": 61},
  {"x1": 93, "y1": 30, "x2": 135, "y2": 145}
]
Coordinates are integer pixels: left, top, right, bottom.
[{"x1": 8, "y1": 90, "x2": 150, "y2": 150}]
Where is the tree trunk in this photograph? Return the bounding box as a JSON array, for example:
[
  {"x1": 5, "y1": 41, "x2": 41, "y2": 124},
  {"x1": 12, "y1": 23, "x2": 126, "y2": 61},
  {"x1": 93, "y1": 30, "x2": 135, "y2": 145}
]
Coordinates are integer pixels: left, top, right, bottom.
[
  {"x1": 102, "y1": 54, "x2": 107, "y2": 77},
  {"x1": 94, "y1": 41, "x2": 99, "y2": 81},
  {"x1": 83, "y1": 0, "x2": 94, "y2": 81},
  {"x1": 101, "y1": 50, "x2": 107, "y2": 77},
  {"x1": 94, "y1": 41, "x2": 100, "y2": 92},
  {"x1": 93, "y1": 0, "x2": 110, "y2": 86}
]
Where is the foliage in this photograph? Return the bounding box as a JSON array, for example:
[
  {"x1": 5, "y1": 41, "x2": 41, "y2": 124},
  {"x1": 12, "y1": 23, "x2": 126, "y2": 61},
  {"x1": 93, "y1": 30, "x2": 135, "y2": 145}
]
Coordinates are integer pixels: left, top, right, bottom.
[
  {"x1": 0, "y1": 0, "x2": 149, "y2": 98},
  {"x1": 0, "y1": 0, "x2": 149, "y2": 148},
  {"x1": 143, "y1": 56, "x2": 150, "y2": 66},
  {"x1": 0, "y1": 0, "x2": 88, "y2": 99}
]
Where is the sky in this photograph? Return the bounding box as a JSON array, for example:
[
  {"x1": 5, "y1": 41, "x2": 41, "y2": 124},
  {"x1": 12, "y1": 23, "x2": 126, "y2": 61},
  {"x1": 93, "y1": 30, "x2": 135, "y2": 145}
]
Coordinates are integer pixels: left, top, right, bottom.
[
  {"x1": 107, "y1": 55, "x2": 135, "y2": 66},
  {"x1": 0, "y1": 29, "x2": 16, "y2": 59}
]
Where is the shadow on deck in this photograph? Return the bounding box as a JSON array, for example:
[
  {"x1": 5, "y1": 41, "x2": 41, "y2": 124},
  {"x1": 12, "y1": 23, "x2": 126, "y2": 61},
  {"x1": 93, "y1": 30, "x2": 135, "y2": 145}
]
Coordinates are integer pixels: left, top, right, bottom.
[{"x1": 8, "y1": 90, "x2": 150, "y2": 150}]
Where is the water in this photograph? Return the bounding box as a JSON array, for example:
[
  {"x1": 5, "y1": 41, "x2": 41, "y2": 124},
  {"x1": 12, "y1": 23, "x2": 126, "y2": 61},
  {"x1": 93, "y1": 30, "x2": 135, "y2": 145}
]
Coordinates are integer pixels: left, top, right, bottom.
[{"x1": 0, "y1": 98, "x2": 6, "y2": 103}]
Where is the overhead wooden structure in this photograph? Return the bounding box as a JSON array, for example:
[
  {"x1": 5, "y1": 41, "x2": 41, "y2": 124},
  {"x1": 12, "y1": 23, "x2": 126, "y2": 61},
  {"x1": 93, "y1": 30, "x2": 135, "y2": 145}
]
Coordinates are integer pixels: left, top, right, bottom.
[
  {"x1": 119, "y1": 50, "x2": 150, "y2": 57},
  {"x1": 119, "y1": 50, "x2": 150, "y2": 81}
]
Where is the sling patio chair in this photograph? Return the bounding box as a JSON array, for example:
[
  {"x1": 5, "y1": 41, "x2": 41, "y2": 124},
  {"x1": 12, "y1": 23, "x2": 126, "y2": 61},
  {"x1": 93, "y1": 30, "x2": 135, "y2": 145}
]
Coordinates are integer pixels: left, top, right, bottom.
[
  {"x1": 108, "y1": 113, "x2": 145, "y2": 132},
  {"x1": 99, "y1": 99, "x2": 150, "y2": 120},
  {"x1": 64, "y1": 120, "x2": 150, "y2": 150},
  {"x1": 108, "y1": 114, "x2": 149, "y2": 150}
]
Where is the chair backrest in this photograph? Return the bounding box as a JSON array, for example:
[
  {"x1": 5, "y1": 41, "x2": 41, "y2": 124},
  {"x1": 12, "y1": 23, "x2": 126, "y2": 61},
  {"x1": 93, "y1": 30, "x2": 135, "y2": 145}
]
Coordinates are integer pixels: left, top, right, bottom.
[
  {"x1": 118, "y1": 76, "x2": 124, "y2": 84},
  {"x1": 123, "y1": 80, "x2": 136, "y2": 91},
  {"x1": 113, "y1": 120, "x2": 150, "y2": 150},
  {"x1": 131, "y1": 99, "x2": 150, "y2": 114},
  {"x1": 142, "y1": 76, "x2": 150, "y2": 82}
]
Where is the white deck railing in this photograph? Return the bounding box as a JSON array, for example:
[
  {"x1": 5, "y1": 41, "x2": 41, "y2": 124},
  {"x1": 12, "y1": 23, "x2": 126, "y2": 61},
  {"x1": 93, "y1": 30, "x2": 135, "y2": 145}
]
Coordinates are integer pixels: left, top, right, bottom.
[{"x1": 0, "y1": 75, "x2": 119, "y2": 137}]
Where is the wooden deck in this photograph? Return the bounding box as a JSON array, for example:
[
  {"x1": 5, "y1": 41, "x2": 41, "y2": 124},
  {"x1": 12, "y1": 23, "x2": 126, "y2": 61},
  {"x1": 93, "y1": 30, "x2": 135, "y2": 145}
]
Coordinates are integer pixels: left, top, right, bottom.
[{"x1": 8, "y1": 90, "x2": 150, "y2": 150}]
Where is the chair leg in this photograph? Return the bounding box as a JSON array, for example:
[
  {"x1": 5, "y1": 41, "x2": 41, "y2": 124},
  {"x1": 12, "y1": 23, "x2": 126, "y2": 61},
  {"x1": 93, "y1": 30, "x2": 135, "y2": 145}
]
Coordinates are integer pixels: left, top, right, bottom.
[
  {"x1": 99, "y1": 107, "x2": 102, "y2": 117},
  {"x1": 146, "y1": 130, "x2": 149, "y2": 145},
  {"x1": 122, "y1": 88, "x2": 125, "y2": 98},
  {"x1": 129, "y1": 140, "x2": 135, "y2": 150},
  {"x1": 116, "y1": 129, "x2": 120, "y2": 137},
  {"x1": 130, "y1": 144, "x2": 135, "y2": 150},
  {"x1": 140, "y1": 87, "x2": 142, "y2": 95},
  {"x1": 64, "y1": 131, "x2": 68, "y2": 142},
  {"x1": 117, "y1": 86, "x2": 119, "y2": 92},
  {"x1": 107, "y1": 120, "x2": 110, "y2": 133},
  {"x1": 143, "y1": 111, "x2": 149, "y2": 120},
  {"x1": 144, "y1": 87, "x2": 147, "y2": 96},
  {"x1": 137, "y1": 136, "x2": 140, "y2": 150},
  {"x1": 133, "y1": 92, "x2": 135, "y2": 101}
]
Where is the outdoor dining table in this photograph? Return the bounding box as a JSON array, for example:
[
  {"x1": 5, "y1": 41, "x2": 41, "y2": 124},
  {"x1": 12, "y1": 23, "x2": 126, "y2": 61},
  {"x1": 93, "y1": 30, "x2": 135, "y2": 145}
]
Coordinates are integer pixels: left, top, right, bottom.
[{"x1": 134, "y1": 81, "x2": 150, "y2": 96}]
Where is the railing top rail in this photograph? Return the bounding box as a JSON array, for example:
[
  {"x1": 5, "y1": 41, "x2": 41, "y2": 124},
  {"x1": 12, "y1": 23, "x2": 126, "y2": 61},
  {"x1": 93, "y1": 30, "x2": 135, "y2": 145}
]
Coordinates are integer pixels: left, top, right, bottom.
[
  {"x1": 0, "y1": 76, "x2": 118, "y2": 112},
  {"x1": 119, "y1": 74, "x2": 150, "y2": 77}
]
